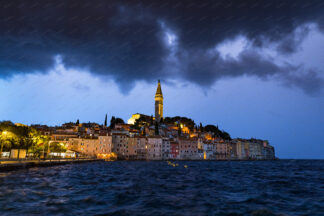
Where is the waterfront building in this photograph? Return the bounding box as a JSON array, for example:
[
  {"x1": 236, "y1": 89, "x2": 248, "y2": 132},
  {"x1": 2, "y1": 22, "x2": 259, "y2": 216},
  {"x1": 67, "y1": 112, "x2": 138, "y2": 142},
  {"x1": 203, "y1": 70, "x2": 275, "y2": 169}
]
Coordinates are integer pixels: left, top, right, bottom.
[
  {"x1": 227, "y1": 141, "x2": 237, "y2": 160},
  {"x1": 155, "y1": 80, "x2": 163, "y2": 122},
  {"x1": 263, "y1": 145, "x2": 275, "y2": 160},
  {"x1": 197, "y1": 138, "x2": 204, "y2": 159},
  {"x1": 234, "y1": 139, "x2": 244, "y2": 159},
  {"x1": 170, "y1": 141, "x2": 180, "y2": 160},
  {"x1": 98, "y1": 135, "x2": 113, "y2": 155},
  {"x1": 162, "y1": 138, "x2": 171, "y2": 160},
  {"x1": 127, "y1": 137, "x2": 139, "y2": 159},
  {"x1": 178, "y1": 138, "x2": 199, "y2": 160},
  {"x1": 135, "y1": 136, "x2": 148, "y2": 160},
  {"x1": 232, "y1": 139, "x2": 275, "y2": 160},
  {"x1": 215, "y1": 140, "x2": 227, "y2": 160},
  {"x1": 112, "y1": 133, "x2": 129, "y2": 159},
  {"x1": 147, "y1": 136, "x2": 162, "y2": 160},
  {"x1": 68, "y1": 138, "x2": 99, "y2": 157},
  {"x1": 203, "y1": 140, "x2": 216, "y2": 160},
  {"x1": 248, "y1": 140, "x2": 263, "y2": 159},
  {"x1": 243, "y1": 141, "x2": 250, "y2": 159}
]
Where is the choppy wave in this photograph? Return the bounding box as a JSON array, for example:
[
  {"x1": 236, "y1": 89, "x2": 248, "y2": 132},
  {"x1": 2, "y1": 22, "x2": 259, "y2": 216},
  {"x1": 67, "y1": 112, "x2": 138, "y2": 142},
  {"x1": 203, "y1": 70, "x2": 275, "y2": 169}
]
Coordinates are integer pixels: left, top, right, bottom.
[{"x1": 0, "y1": 160, "x2": 324, "y2": 215}]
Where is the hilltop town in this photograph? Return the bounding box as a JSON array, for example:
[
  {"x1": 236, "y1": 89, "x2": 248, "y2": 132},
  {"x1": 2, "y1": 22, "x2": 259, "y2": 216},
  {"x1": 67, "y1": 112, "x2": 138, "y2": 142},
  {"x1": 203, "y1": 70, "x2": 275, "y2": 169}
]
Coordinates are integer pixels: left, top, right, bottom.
[{"x1": 0, "y1": 81, "x2": 275, "y2": 160}]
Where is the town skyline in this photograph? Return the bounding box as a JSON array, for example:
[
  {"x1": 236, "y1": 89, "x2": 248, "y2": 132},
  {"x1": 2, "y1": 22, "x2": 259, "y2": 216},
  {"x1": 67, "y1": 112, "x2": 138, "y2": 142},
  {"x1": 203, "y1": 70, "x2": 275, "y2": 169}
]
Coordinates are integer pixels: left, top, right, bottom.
[
  {"x1": 1, "y1": 80, "x2": 275, "y2": 161},
  {"x1": 1, "y1": 0, "x2": 324, "y2": 159},
  {"x1": 1, "y1": 75, "x2": 323, "y2": 159}
]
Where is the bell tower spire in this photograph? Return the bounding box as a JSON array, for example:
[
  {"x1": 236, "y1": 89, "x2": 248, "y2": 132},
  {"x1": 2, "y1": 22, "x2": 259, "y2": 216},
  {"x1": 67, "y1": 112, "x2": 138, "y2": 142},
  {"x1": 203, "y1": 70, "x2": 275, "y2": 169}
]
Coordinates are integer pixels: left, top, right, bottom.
[{"x1": 155, "y1": 80, "x2": 163, "y2": 122}]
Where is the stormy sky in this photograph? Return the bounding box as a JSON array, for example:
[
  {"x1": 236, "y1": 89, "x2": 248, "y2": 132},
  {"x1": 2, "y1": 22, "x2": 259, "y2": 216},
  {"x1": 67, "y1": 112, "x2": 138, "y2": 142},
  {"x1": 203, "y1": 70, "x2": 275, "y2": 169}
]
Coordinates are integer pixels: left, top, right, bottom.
[{"x1": 1, "y1": 0, "x2": 324, "y2": 158}]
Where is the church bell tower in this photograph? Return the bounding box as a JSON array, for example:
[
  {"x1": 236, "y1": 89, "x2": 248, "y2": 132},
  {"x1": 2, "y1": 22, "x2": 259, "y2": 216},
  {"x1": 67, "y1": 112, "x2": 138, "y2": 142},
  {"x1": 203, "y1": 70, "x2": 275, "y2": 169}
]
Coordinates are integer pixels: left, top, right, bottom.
[{"x1": 155, "y1": 80, "x2": 163, "y2": 122}]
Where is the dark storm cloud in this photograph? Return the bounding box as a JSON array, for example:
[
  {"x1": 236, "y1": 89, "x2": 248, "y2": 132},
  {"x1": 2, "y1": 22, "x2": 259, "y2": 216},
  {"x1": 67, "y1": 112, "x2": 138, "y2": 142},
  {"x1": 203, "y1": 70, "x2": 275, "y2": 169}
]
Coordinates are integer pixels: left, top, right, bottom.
[
  {"x1": 180, "y1": 49, "x2": 324, "y2": 95},
  {"x1": 0, "y1": 0, "x2": 324, "y2": 94}
]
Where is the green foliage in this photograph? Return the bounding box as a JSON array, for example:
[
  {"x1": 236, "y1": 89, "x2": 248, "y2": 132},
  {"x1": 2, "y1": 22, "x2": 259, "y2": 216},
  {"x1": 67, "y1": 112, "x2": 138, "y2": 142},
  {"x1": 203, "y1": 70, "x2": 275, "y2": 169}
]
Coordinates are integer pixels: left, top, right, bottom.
[
  {"x1": 28, "y1": 135, "x2": 50, "y2": 157},
  {"x1": 221, "y1": 131, "x2": 231, "y2": 140},
  {"x1": 104, "y1": 114, "x2": 107, "y2": 126},
  {"x1": 50, "y1": 142, "x2": 67, "y2": 153},
  {"x1": 141, "y1": 128, "x2": 146, "y2": 136},
  {"x1": 0, "y1": 121, "x2": 50, "y2": 157},
  {"x1": 133, "y1": 116, "x2": 151, "y2": 130},
  {"x1": 150, "y1": 115, "x2": 153, "y2": 125},
  {"x1": 110, "y1": 116, "x2": 116, "y2": 129},
  {"x1": 115, "y1": 117, "x2": 124, "y2": 124},
  {"x1": 29, "y1": 142, "x2": 46, "y2": 157},
  {"x1": 203, "y1": 124, "x2": 231, "y2": 140},
  {"x1": 199, "y1": 123, "x2": 203, "y2": 132},
  {"x1": 164, "y1": 116, "x2": 195, "y2": 131},
  {"x1": 110, "y1": 116, "x2": 124, "y2": 129},
  {"x1": 155, "y1": 121, "x2": 159, "y2": 135},
  {"x1": 177, "y1": 123, "x2": 182, "y2": 136}
]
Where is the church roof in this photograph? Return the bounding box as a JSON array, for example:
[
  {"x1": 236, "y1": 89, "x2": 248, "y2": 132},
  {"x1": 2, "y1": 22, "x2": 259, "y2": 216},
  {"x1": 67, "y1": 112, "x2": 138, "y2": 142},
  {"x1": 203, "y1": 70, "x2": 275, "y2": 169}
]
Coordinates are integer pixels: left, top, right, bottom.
[{"x1": 155, "y1": 80, "x2": 163, "y2": 96}]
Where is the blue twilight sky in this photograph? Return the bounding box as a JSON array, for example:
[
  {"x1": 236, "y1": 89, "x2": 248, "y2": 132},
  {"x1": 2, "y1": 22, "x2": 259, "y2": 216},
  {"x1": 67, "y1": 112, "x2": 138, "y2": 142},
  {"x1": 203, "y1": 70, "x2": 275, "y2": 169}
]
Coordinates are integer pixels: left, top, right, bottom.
[{"x1": 0, "y1": 0, "x2": 324, "y2": 159}]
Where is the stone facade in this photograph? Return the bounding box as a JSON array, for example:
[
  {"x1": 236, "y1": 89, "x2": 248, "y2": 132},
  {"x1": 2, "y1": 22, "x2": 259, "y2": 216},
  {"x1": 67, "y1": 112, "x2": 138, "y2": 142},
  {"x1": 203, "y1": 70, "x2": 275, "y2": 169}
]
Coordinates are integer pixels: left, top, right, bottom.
[
  {"x1": 147, "y1": 136, "x2": 163, "y2": 160},
  {"x1": 178, "y1": 138, "x2": 199, "y2": 160},
  {"x1": 112, "y1": 133, "x2": 129, "y2": 159}
]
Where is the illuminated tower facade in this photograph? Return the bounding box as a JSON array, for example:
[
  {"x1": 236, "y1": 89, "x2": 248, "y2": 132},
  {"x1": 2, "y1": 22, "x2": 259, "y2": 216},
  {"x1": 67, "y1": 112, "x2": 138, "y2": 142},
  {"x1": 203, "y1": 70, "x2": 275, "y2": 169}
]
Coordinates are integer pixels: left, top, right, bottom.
[{"x1": 155, "y1": 80, "x2": 163, "y2": 122}]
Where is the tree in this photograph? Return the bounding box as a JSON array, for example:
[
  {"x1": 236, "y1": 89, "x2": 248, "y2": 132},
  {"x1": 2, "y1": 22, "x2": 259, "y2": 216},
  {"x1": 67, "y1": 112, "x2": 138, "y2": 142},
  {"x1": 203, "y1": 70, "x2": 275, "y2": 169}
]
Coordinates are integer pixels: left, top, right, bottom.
[
  {"x1": 194, "y1": 125, "x2": 198, "y2": 131},
  {"x1": 155, "y1": 121, "x2": 159, "y2": 135},
  {"x1": 178, "y1": 123, "x2": 182, "y2": 136},
  {"x1": 115, "y1": 117, "x2": 124, "y2": 125},
  {"x1": 29, "y1": 135, "x2": 50, "y2": 158},
  {"x1": 0, "y1": 136, "x2": 12, "y2": 153},
  {"x1": 104, "y1": 114, "x2": 107, "y2": 127},
  {"x1": 50, "y1": 142, "x2": 67, "y2": 153},
  {"x1": 221, "y1": 131, "x2": 231, "y2": 140},
  {"x1": 164, "y1": 116, "x2": 195, "y2": 132},
  {"x1": 204, "y1": 124, "x2": 232, "y2": 140},
  {"x1": 142, "y1": 127, "x2": 146, "y2": 136},
  {"x1": 0, "y1": 121, "x2": 51, "y2": 158},
  {"x1": 110, "y1": 116, "x2": 116, "y2": 129},
  {"x1": 150, "y1": 115, "x2": 154, "y2": 125},
  {"x1": 76, "y1": 119, "x2": 80, "y2": 125},
  {"x1": 0, "y1": 127, "x2": 18, "y2": 155}
]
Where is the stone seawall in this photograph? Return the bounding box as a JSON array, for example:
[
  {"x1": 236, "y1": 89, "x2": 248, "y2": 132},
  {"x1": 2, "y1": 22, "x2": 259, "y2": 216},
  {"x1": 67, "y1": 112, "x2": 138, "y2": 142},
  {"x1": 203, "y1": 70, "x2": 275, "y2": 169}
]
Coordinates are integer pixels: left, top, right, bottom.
[{"x1": 0, "y1": 159, "x2": 104, "y2": 172}]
